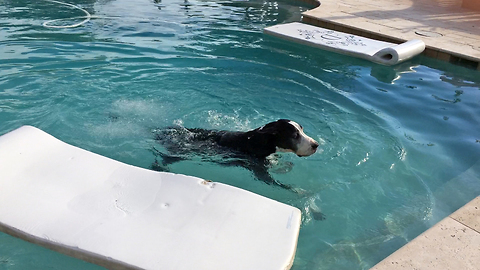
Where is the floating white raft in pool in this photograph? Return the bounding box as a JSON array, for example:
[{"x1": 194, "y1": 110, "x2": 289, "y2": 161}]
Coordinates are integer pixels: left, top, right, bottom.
[
  {"x1": 264, "y1": 22, "x2": 425, "y2": 66},
  {"x1": 0, "y1": 126, "x2": 301, "y2": 270}
]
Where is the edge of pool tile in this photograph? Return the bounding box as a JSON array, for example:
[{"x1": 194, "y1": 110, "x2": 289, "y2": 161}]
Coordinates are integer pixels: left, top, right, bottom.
[
  {"x1": 370, "y1": 196, "x2": 480, "y2": 270},
  {"x1": 298, "y1": 0, "x2": 480, "y2": 70}
]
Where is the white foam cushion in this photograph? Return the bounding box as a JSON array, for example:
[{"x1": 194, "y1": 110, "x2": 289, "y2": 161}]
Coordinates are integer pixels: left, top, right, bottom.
[
  {"x1": 264, "y1": 22, "x2": 425, "y2": 65},
  {"x1": 0, "y1": 126, "x2": 301, "y2": 270}
]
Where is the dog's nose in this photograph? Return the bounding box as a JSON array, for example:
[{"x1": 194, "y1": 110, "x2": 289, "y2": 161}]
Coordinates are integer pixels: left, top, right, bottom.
[{"x1": 312, "y1": 142, "x2": 319, "y2": 149}]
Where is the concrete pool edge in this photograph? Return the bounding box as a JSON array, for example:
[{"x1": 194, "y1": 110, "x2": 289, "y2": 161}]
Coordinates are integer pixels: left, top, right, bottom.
[
  {"x1": 298, "y1": 0, "x2": 480, "y2": 70},
  {"x1": 370, "y1": 196, "x2": 480, "y2": 269}
]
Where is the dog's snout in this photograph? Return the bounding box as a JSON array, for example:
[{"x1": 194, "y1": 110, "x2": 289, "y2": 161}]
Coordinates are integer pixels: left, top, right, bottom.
[{"x1": 312, "y1": 142, "x2": 319, "y2": 149}]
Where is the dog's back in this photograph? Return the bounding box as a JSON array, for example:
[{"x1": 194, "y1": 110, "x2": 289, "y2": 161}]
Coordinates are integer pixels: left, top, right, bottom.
[{"x1": 153, "y1": 126, "x2": 240, "y2": 160}]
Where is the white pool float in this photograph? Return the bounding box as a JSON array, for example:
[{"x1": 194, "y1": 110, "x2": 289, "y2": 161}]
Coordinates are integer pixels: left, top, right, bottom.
[
  {"x1": 0, "y1": 126, "x2": 301, "y2": 270},
  {"x1": 264, "y1": 22, "x2": 425, "y2": 66}
]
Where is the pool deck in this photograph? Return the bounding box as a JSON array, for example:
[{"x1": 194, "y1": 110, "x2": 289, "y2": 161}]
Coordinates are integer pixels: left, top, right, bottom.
[
  {"x1": 370, "y1": 196, "x2": 480, "y2": 270},
  {"x1": 300, "y1": 0, "x2": 480, "y2": 69}
]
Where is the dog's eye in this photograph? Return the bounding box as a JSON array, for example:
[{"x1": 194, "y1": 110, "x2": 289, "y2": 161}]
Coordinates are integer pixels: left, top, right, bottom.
[{"x1": 293, "y1": 132, "x2": 300, "y2": 139}]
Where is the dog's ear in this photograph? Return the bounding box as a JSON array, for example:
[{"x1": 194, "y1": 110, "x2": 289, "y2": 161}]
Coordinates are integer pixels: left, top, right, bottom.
[
  {"x1": 256, "y1": 123, "x2": 279, "y2": 135},
  {"x1": 247, "y1": 132, "x2": 277, "y2": 157}
]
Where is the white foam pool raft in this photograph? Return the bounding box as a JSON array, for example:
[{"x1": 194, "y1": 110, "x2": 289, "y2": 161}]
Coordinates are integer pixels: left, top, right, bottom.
[
  {"x1": 0, "y1": 126, "x2": 301, "y2": 270},
  {"x1": 264, "y1": 22, "x2": 425, "y2": 66}
]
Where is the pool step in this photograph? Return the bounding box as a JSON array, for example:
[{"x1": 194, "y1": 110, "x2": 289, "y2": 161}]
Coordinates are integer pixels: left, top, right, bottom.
[
  {"x1": 264, "y1": 22, "x2": 425, "y2": 66},
  {"x1": 370, "y1": 196, "x2": 480, "y2": 270}
]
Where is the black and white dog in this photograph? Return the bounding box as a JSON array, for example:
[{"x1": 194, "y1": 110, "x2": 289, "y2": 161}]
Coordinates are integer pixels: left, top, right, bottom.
[
  {"x1": 151, "y1": 119, "x2": 325, "y2": 220},
  {"x1": 151, "y1": 119, "x2": 319, "y2": 190}
]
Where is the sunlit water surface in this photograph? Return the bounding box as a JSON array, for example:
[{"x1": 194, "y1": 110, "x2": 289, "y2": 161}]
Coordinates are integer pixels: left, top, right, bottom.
[{"x1": 1, "y1": 0, "x2": 480, "y2": 269}]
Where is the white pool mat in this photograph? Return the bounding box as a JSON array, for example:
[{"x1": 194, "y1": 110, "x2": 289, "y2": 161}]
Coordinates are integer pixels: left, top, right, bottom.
[
  {"x1": 264, "y1": 22, "x2": 425, "y2": 65},
  {"x1": 0, "y1": 126, "x2": 301, "y2": 270}
]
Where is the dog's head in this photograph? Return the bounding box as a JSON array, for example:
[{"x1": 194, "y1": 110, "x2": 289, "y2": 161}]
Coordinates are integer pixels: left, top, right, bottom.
[{"x1": 256, "y1": 119, "x2": 319, "y2": 157}]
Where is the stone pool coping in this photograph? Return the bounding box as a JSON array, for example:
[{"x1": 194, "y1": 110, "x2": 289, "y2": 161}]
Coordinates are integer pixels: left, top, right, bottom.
[{"x1": 298, "y1": 0, "x2": 480, "y2": 70}]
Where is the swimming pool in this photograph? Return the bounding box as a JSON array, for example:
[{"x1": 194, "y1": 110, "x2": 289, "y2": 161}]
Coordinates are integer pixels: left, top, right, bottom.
[{"x1": 1, "y1": 0, "x2": 480, "y2": 269}]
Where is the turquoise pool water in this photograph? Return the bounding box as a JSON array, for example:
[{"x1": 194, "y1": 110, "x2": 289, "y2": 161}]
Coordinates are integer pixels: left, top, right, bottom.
[{"x1": 1, "y1": 0, "x2": 480, "y2": 269}]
